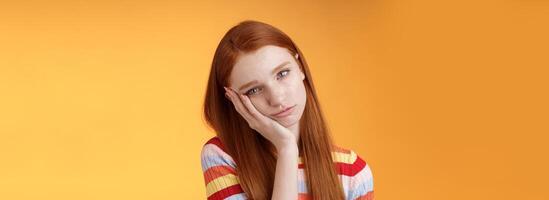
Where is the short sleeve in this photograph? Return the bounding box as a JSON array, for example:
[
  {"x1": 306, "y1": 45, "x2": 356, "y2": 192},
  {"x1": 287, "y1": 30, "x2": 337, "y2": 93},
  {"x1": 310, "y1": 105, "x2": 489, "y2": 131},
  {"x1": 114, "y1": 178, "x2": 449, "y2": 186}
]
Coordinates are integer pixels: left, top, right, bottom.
[
  {"x1": 347, "y1": 150, "x2": 374, "y2": 200},
  {"x1": 201, "y1": 137, "x2": 248, "y2": 200}
]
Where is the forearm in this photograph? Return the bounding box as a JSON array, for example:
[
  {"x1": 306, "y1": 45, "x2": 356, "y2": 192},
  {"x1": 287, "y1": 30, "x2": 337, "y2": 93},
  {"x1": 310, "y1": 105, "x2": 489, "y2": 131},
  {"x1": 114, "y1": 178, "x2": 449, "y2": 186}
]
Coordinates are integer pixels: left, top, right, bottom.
[{"x1": 271, "y1": 145, "x2": 299, "y2": 200}]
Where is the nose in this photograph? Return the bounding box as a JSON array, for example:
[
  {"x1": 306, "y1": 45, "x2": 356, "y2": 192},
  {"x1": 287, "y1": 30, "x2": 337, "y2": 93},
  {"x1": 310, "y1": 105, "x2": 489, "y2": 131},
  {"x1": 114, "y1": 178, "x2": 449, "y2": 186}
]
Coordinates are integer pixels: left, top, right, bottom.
[{"x1": 267, "y1": 85, "x2": 286, "y2": 108}]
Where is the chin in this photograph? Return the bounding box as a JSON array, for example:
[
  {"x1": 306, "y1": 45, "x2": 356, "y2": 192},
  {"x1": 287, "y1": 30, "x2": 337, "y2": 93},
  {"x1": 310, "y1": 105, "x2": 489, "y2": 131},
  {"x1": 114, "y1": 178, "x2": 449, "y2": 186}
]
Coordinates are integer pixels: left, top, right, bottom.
[
  {"x1": 272, "y1": 105, "x2": 304, "y2": 128},
  {"x1": 278, "y1": 110, "x2": 304, "y2": 128},
  {"x1": 278, "y1": 117, "x2": 299, "y2": 128}
]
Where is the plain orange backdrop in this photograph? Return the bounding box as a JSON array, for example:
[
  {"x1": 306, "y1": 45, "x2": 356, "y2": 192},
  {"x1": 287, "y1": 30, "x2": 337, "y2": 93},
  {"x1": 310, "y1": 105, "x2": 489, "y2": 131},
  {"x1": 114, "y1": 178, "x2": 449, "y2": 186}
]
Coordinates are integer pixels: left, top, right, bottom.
[{"x1": 1, "y1": 0, "x2": 548, "y2": 199}]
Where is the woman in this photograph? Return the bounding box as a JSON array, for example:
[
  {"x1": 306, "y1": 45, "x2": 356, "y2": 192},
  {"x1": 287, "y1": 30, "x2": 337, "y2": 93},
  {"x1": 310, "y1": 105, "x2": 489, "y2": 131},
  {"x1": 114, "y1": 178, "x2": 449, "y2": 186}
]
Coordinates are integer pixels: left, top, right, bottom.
[{"x1": 200, "y1": 20, "x2": 374, "y2": 200}]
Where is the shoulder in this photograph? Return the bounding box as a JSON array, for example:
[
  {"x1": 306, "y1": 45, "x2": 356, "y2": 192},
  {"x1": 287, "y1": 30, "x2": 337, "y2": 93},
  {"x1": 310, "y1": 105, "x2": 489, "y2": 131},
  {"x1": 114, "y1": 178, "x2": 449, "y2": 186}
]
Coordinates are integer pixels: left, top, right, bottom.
[
  {"x1": 332, "y1": 146, "x2": 374, "y2": 200},
  {"x1": 332, "y1": 145, "x2": 370, "y2": 177},
  {"x1": 200, "y1": 136, "x2": 237, "y2": 171},
  {"x1": 200, "y1": 136, "x2": 247, "y2": 199},
  {"x1": 203, "y1": 136, "x2": 227, "y2": 151}
]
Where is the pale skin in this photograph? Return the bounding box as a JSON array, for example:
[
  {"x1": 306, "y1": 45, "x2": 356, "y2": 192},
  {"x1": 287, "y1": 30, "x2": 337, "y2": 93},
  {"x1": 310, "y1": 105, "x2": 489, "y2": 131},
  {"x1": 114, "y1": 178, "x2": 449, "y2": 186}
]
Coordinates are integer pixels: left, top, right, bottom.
[{"x1": 224, "y1": 45, "x2": 307, "y2": 200}]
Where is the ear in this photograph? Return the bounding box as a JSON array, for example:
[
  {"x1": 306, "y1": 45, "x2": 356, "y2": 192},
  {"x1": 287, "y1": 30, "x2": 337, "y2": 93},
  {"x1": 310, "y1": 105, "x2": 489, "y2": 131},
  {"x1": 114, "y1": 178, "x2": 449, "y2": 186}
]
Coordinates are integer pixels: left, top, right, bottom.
[{"x1": 294, "y1": 53, "x2": 305, "y2": 80}]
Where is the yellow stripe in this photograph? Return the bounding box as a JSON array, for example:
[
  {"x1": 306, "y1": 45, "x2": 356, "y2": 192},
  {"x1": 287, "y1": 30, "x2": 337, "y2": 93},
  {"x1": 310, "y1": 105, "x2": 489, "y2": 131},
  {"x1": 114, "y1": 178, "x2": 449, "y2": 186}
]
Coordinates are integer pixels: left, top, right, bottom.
[
  {"x1": 205, "y1": 174, "x2": 240, "y2": 196},
  {"x1": 350, "y1": 150, "x2": 357, "y2": 163},
  {"x1": 333, "y1": 151, "x2": 357, "y2": 164},
  {"x1": 297, "y1": 151, "x2": 357, "y2": 165}
]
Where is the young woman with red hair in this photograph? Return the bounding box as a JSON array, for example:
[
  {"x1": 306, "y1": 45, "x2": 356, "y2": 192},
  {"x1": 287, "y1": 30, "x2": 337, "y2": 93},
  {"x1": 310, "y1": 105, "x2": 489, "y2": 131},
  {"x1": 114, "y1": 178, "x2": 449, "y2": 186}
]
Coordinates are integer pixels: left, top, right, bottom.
[{"x1": 200, "y1": 20, "x2": 374, "y2": 200}]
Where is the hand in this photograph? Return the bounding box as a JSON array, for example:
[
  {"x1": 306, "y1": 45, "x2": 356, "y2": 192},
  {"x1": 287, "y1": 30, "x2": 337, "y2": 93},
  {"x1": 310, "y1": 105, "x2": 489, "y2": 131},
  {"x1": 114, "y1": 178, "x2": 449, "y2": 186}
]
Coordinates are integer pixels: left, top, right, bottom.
[{"x1": 224, "y1": 86, "x2": 297, "y2": 150}]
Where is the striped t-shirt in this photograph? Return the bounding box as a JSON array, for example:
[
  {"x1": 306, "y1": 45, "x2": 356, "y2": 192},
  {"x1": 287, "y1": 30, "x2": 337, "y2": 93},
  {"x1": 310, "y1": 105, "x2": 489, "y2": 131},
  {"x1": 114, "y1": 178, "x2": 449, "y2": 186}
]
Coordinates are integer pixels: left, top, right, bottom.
[{"x1": 200, "y1": 136, "x2": 374, "y2": 200}]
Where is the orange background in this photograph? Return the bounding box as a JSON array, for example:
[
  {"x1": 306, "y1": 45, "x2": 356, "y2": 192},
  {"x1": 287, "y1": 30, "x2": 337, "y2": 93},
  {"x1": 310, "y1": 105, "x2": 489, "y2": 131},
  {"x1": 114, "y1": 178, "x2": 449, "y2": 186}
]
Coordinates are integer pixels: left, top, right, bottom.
[{"x1": 1, "y1": 0, "x2": 548, "y2": 199}]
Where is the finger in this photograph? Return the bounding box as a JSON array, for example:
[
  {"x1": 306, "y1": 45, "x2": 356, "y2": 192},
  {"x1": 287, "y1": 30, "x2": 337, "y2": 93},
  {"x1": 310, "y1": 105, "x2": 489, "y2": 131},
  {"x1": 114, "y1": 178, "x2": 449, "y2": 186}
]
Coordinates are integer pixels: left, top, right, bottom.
[
  {"x1": 225, "y1": 87, "x2": 255, "y2": 121},
  {"x1": 238, "y1": 92, "x2": 268, "y2": 121},
  {"x1": 232, "y1": 90, "x2": 253, "y2": 114}
]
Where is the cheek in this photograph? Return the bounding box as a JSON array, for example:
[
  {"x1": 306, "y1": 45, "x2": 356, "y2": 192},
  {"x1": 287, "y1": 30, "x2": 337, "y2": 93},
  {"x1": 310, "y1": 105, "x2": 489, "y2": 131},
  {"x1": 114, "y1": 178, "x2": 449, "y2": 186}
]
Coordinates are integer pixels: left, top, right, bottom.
[
  {"x1": 285, "y1": 76, "x2": 305, "y2": 98},
  {"x1": 249, "y1": 98, "x2": 270, "y2": 114},
  {"x1": 287, "y1": 76, "x2": 307, "y2": 106}
]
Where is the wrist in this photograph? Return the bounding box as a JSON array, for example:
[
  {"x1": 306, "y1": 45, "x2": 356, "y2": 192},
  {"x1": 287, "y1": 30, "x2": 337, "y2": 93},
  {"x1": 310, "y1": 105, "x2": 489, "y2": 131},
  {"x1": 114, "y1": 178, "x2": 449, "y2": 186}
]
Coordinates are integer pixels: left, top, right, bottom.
[{"x1": 275, "y1": 140, "x2": 298, "y2": 154}]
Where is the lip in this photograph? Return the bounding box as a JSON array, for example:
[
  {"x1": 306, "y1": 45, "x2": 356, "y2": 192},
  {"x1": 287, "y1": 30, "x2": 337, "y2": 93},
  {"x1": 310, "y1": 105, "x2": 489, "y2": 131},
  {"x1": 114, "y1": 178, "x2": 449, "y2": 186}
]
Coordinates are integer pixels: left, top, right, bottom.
[{"x1": 272, "y1": 105, "x2": 296, "y2": 118}]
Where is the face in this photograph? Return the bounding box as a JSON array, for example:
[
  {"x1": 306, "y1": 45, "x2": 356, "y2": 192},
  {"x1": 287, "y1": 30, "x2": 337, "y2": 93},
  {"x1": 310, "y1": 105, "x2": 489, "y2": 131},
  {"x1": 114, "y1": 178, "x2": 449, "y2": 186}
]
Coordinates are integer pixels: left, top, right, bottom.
[{"x1": 228, "y1": 45, "x2": 307, "y2": 128}]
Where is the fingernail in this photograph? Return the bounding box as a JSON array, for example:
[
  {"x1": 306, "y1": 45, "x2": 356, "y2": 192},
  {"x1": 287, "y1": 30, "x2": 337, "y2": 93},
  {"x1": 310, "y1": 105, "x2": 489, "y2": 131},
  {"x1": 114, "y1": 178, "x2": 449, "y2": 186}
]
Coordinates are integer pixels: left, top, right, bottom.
[
  {"x1": 223, "y1": 87, "x2": 228, "y2": 91},
  {"x1": 225, "y1": 92, "x2": 229, "y2": 99}
]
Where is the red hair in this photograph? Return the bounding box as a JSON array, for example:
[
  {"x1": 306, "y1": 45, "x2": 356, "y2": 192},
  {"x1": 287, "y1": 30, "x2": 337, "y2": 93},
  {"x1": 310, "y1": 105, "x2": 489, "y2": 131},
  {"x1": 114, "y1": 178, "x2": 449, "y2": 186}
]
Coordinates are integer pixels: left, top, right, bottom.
[{"x1": 203, "y1": 20, "x2": 345, "y2": 200}]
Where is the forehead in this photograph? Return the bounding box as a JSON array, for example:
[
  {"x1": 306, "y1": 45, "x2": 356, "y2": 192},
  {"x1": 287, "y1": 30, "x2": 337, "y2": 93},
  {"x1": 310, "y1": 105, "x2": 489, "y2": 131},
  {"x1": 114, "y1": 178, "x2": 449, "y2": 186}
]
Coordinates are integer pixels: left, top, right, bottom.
[{"x1": 229, "y1": 45, "x2": 294, "y2": 86}]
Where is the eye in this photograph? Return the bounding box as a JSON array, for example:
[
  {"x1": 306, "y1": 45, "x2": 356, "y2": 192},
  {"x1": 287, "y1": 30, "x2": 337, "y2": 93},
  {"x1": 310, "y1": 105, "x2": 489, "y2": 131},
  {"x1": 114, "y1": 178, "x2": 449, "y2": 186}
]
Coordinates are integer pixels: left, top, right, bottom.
[
  {"x1": 245, "y1": 87, "x2": 262, "y2": 96},
  {"x1": 276, "y1": 69, "x2": 290, "y2": 80},
  {"x1": 245, "y1": 70, "x2": 290, "y2": 96}
]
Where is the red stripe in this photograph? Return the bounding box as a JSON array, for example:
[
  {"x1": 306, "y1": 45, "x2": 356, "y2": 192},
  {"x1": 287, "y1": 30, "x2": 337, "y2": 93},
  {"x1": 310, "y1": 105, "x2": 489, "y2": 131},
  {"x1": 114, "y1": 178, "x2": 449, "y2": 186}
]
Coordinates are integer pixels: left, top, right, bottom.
[
  {"x1": 207, "y1": 136, "x2": 367, "y2": 175},
  {"x1": 298, "y1": 193, "x2": 310, "y2": 200},
  {"x1": 205, "y1": 137, "x2": 226, "y2": 151},
  {"x1": 204, "y1": 165, "x2": 237, "y2": 183},
  {"x1": 338, "y1": 156, "x2": 366, "y2": 176},
  {"x1": 207, "y1": 184, "x2": 244, "y2": 200},
  {"x1": 298, "y1": 156, "x2": 367, "y2": 176}
]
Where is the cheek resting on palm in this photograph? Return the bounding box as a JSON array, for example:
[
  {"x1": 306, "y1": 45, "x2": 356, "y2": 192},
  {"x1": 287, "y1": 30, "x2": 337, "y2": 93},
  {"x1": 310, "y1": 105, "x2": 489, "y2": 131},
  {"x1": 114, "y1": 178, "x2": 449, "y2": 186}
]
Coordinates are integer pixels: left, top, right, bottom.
[{"x1": 224, "y1": 86, "x2": 296, "y2": 149}]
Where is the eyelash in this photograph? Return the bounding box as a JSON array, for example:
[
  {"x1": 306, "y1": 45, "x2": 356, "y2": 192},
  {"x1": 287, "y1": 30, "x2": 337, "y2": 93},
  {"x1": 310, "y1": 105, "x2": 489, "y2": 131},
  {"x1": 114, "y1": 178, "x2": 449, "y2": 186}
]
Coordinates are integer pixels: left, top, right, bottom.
[{"x1": 245, "y1": 69, "x2": 291, "y2": 96}]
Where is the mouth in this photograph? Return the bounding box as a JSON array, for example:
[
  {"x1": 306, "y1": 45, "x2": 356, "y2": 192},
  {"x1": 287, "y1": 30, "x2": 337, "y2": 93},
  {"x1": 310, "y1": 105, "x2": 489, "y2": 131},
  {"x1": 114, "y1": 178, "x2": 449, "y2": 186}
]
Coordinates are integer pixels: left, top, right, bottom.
[{"x1": 272, "y1": 105, "x2": 296, "y2": 118}]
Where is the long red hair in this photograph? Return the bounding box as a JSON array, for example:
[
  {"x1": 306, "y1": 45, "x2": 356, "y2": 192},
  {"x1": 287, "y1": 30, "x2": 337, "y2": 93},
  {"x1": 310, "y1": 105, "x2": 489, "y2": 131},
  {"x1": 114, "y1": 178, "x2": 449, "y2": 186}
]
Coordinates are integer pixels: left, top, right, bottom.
[{"x1": 203, "y1": 20, "x2": 345, "y2": 200}]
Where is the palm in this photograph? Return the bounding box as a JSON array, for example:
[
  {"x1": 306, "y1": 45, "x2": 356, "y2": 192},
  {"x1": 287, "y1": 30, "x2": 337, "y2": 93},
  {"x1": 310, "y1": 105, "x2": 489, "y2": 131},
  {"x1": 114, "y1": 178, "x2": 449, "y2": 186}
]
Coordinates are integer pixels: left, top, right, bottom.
[{"x1": 225, "y1": 87, "x2": 295, "y2": 149}]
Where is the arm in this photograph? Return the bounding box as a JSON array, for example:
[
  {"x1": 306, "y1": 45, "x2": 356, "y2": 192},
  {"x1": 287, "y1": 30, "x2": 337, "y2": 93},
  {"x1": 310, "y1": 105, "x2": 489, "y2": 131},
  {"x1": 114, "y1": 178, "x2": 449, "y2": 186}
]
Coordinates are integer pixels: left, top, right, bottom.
[
  {"x1": 271, "y1": 143, "x2": 299, "y2": 200},
  {"x1": 224, "y1": 87, "x2": 300, "y2": 200},
  {"x1": 348, "y1": 150, "x2": 374, "y2": 200},
  {"x1": 201, "y1": 140, "x2": 248, "y2": 200}
]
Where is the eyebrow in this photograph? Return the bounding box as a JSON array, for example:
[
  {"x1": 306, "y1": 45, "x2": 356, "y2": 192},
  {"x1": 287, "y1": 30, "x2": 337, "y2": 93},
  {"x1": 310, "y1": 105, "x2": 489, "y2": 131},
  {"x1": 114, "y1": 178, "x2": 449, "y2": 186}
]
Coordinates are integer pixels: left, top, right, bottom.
[{"x1": 238, "y1": 61, "x2": 291, "y2": 92}]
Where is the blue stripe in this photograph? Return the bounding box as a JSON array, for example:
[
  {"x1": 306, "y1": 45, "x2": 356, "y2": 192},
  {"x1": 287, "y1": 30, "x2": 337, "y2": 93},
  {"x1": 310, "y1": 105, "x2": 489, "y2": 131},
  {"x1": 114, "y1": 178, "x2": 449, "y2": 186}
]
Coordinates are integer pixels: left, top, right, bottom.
[
  {"x1": 201, "y1": 153, "x2": 235, "y2": 171},
  {"x1": 298, "y1": 179, "x2": 308, "y2": 193},
  {"x1": 347, "y1": 177, "x2": 373, "y2": 200},
  {"x1": 226, "y1": 193, "x2": 248, "y2": 200}
]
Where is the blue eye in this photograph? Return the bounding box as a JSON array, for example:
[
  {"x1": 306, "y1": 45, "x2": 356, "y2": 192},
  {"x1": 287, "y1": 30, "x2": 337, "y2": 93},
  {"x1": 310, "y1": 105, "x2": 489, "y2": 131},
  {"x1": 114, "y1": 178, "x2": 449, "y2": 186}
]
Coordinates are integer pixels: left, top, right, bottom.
[
  {"x1": 245, "y1": 69, "x2": 291, "y2": 96},
  {"x1": 277, "y1": 69, "x2": 290, "y2": 79},
  {"x1": 245, "y1": 87, "x2": 261, "y2": 96}
]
